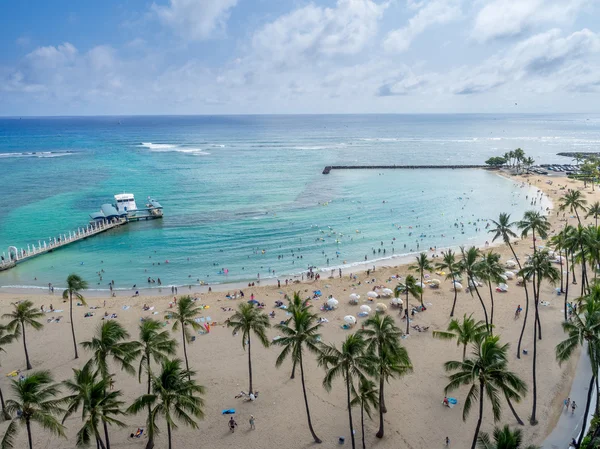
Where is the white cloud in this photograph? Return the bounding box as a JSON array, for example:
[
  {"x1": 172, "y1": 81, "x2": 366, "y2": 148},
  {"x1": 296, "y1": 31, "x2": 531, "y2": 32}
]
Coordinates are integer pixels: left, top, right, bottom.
[
  {"x1": 473, "y1": 0, "x2": 587, "y2": 42},
  {"x1": 252, "y1": 0, "x2": 387, "y2": 63},
  {"x1": 24, "y1": 43, "x2": 78, "y2": 70},
  {"x1": 152, "y1": 0, "x2": 238, "y2": 41}
]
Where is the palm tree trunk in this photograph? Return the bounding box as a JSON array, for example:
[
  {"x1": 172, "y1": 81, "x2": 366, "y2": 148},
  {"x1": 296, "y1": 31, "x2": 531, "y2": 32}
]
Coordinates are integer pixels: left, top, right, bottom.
[
  {"x1": 376, "y1": 372, "x2": 385, "y2": 438},
  {"x1": 167, "y1": 421, "x2": 172, "y2": 449},
  {"x1": 146, "y1": 359, "x2": 154, "y2": 449},
  {"x1": 470, "y1": 281, "x2": 489, "y2": 332},
  {"x1": 181, "y1": 326, "x2": 190, "y2": 380},
  {"x1": 487, "y1": 283, "x2": 495, "y2": 333},
  {"x1": 559, "y1": 249, "x2": 564, "y2": 293},
  {"x1": 530, "y1": 299, "x2": 540, "y2": 425},
  {"x1": 26, "y1": 419, "x2": 33, "y2": 449},
  {"x1": 506, "y1": 395, "x2": 524, "y2": 425},
  {"x1": 571, "y1": 251, "x2": 577, "y2": 284},
  {"x1": 564, "y1": 254, "x2": 570, "y2": 322},
  {"x1": 22, "y1": 323, "x2": 31, "y2": 370},
  {"x1": 0, "y1": 386, "x2": 9, "y2": 421},
  {"x1": 248, "y1": 336, "x2": 253, "y2": 394},
  {"x1": 70, "y1": 291, "x2": 79, "y2": 359},
  {"x1": 463, "y1": 343, "x2": 467, "y2": 361},
  {"x1": 299, "y1": 354, "x2": 321, "y2": 443},
  {"x1": 103, "y1": 420, "x2": 111, "y2": 449},
  {"x1": 96, "y1": 433, "x2": 107, "y2": 449},
  {"x1": 506, "y1": 240, "x2": 531, "y2": 360},
  {"x1": 578, "y1": 375, "x2": 596, "y2": 447},
  {"x1": 361, "y1": 403, "x2": 366, "y2": 449},
  {"x1": 420, "y1": 268, "x2": 424, "y2": 306},
  {"x1": 470, "y1": 381, "x2": 484, "y2": 449},
  {"x1": 291, "y1": 358, "x2": 297, "y2": 379},
  {"x1": 346, "y1": 368, "x2": 356, "y2": 449},
  {"x1": 450, "y1": 274, "x2": 458, "y2": 317},
  {"x1": 405, "y1": 291, "x2": 410, "y2": 335},
  {"x1": 537, "y1": 277, "x2": 543, "y2": 341}
]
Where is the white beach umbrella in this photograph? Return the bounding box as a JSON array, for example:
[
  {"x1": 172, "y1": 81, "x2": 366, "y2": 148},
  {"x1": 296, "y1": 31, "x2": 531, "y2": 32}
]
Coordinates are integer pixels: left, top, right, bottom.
[
  {"x1": 391, "y1": 297, "x2": 403, "y2": 305},
  {"x1": 417, "y1": 282, "x2": 425, "y2": 288},
  {"x1": 360, "y1": 305, "x2": 372, "y2": 314},
  {"x1": 452, "y1": 282, "x2": 463, "y2": 291},
  {"x1": 376, "y1": 303, "x2": 388, "y2": 313},
  {"x1": 344, "y1": 315, "x2": 357, "y2": 325},
  {"x1": 504, "y1": 271, "x2": 515, "y2": 280},
  {"x1": 500, "y1": 274, "x2": 508, "y2": 281},
  {"x1": 381, "y1": 288, "x2": 394, "y2": 297},
  {"x1": 327, "y1": 298, "x2": 339, "y2": 308},
  {"x1": 517, "y1": 276, "x2": 524, "y2": 284},
  {"x1": 349, "y1": 293, "x2": 360, "y2": 301},
  {"x1": 430, "y1": 279, "x2": 441, "y2": 285},
  {"x1": 505, "y1": 260, "x2": 517, "y2": 268},
  {"x1": 367, "y1": 291, "x2": 378, "y2": 299},
  {"x1": 498, "y1": 283, "x2": 508, "y2": 291}
]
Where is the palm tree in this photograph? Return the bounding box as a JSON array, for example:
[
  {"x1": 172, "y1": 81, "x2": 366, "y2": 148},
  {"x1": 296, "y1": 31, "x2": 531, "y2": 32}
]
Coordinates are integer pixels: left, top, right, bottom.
[
  {"x1": 551, "y1": 227, "x2": 572, "y2": 322},
  {"x1": 227, "y1": 303, "x2": 271, "y2": 394},
  {"x1": 62, "y1": 361, "x2": 126, "y2": 449},
  {"x1": 489, "y1": 212, "x2": 533, "y2": 358},
  {"x1": 351, "y1": 378, "x2": 378, "y2": 449},
  {"x1": 0, "y1": 371, "x2": 65, "y2": 449},
  {"x1": 81, "y1": 320, "x2": 140, "y2": 449},
  {"x1": 410, "y1": 252, "x2": 432, "y2": 307},
  {"x1": 0, "y1": 324, "x2": 16, "y2": 420},
  {"x1": 477, "y1": 251, "x2": 504, "y2": 330},
  {"x1": 519, "y1": 250, "x2": 559, "y2": 425},
  {"x1": 513, "y1": 148, "x2": 525, "y2": 173},
  {"x1": 567, "y1": 224, "x2": 590, "y2": 296},
  {"x1": 284, "y1": 292, "x2": 310, "y2": 379},
  {"x1": 274, "y1": 293, "x2": 322, "y2": 443},
  {"x1": 62, "y1": 273, "x2": 88, "y2": 359},
  {"x1": 523, "y1": 157, "x2": 535, "y2": 174},
  {"x1": 444, "y1": 335, "x2": 527, "y2": 449},
  {"x1": 586, "y1": 201, "x2": 600, "y2": 227},
  {"x1": 477, "y1": 425, "x2": 539, "y2": 449},
  {"x1": 433, "y1": 314, "x2": 488, "y2": 361},
  {"x1": 435, "y1": 249, "x2": 462, "y2": 317},
  {"x1": 138, "y1": 319, "x2": 177, "y2": 395},
  {"x1": 169, "y1": 296, "x2": 202, "y2": 375},
  {"x1": 555, "y1": 284, "x2": 600, "y2": 447},
  {"x1": 459, "y1": 246, "x2": 490, "y2": 332},
  {"x1": 319, "y1": 333, "x2": 375, "y2": 449},
  {"x1": 359, "y1": 314, "x2": 412, "y2": 438},
  {"x1": 128, "y1": 359, "x2": 205, "y2": 449},
  {"x1": 395, "y1": 275, "x2": 422, "y2": 335},
  {"x1": 559, "y1": 189, "x2": 588, "y2": 225},
  {"x1": 3, "y1": 300, "x2": 44, "y2": 370}
]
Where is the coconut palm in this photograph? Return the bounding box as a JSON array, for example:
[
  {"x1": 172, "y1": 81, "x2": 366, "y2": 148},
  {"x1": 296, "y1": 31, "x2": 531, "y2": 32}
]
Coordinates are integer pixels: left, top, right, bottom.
[
  {"x1": 274, "y1": 293, "x2": 322, "y2": 443},
  {"x1": 227, "y1": 303, "x2": 271, "y2": 394},
  {"x1": 477, "y1": 251, "x2": 505, "y2": 330},
  {"x1": 444, "y1": 335, "x2": 527, "y2": 449},
  {"x1": 559, "y1": 189, "x2": 588, "y2": 225},
  {"x1": 489, "y1": 212, "x2": 532, "y2": 358},
  {"x1": 0, "y1": 371, "x2": 65, "y2": 449},
  {"x1": 62, "y1": 273, "x2": 88, "y2": 359},
  {"x1": 551, "y1": 227, "x2": 572, "y2": 322},
  {"x1": 433, "y1": 314, "x2": 488, "y2": 361},
  {"x1": 3, "y1": 300, "x2": 44, "y2": 370},
  {"x1": 477, "y1": 425, "x2": 539, "y2": 449},
  {"x1": 395, "y1": 274, "x2": 422, "y2": 335},
  {"x1": 586, "y1": 201, "x2": 600, "y2": 227},
  {"x1": 555, "y1": 284, "x2": 600, "y2": 447},
  {"x1": 566, "y1": 224, "x2": 590, "y2": 296},
  {"x1": 359, "y1": 314, "x2": 412, "y2": 438},
  {"x1": 0, "y1": 324, "x2": 16, "y2": 420},
  {"x1": 168, "y1": 296, "x2": 202, "y2": 375},
  {"x1": 435, "y1": 249, "x2": 462, "y2": 317},
  {"x1": 127, "y1": 359, "x2": 205, "y2": 449},
  {"x1": 410, "y1": 252, "x2": 432, "y2": 307},
  {"x1": 319, "y1": 333, "x2": 375, "y2": 449},
  {"x1": 459, "y1": 246, "x2": 490, "y2": 332},
  {"x1": 284, "y1": 292, "x2": 310, "y2": 379},
  {"x1": 138, "y1": 319, "x2": 177, "y2": 395},
  {"x1": 62, "y1": 361, "x2": 126, "y2": 449},
  {"x1": 519, "y1": 250, "x2": 559, "y2": 425},
  {"x1": 350, "y1": 378, "x2": 379, "y2": 449},
  {"x1": 81, "y1": 320, "x2": 140, "y2": 449}
]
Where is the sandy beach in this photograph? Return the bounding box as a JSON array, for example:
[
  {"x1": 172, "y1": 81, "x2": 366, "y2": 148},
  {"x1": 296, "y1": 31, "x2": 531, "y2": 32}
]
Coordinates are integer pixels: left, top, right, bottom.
[{"x1": 0, "y1": 172, "x2": 592, "y2": 449}]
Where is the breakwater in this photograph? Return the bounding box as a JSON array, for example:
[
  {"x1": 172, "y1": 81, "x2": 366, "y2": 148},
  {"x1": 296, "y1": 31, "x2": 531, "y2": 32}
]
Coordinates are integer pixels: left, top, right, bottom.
[{"x1": 322, "y1": 165, "x2": 488, "y2": 174}]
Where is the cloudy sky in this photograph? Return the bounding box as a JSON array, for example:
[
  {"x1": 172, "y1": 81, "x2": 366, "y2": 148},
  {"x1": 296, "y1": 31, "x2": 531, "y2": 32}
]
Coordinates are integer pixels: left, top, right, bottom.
[{"x1": 1, "y1": 0, "x2": 600, "y2": 115}]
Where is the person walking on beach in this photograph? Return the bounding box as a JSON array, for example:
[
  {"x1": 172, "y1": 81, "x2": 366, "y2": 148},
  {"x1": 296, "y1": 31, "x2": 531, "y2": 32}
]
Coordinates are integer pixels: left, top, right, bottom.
[
  {"x1": 564, "y1": 397, "x2": 571, "y2": 410},
  {"x1": 572, "y1": 401, "x2": 578, "y2": 414},
  {"x1": 229, "y1": 417, "x2": 237, "y2": 433},
  {"x1": 445, "y1": 436, "x2": 450, "y2": 446},
  {"x1": 515, "y1": 305, "x2": 522, "y2": 319},
  {"x1": 249, "y1": 415, "x2": 255, "y2": 430}
]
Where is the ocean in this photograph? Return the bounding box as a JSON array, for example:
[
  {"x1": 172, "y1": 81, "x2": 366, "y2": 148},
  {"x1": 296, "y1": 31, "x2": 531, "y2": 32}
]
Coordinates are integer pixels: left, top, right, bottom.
[{"x1": 0, "y1": 114, "x2": 597, "y2": 291}]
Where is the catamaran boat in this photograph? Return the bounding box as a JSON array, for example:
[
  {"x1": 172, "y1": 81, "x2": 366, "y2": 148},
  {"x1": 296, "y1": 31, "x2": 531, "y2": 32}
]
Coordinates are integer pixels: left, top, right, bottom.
[{"x1": 90, "y1": 193, "x2": 163, "y2": 223}]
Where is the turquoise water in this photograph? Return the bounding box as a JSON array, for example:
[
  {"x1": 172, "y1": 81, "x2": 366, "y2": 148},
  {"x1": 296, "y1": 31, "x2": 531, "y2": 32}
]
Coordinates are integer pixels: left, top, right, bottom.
[{"x1": 0, "y1": 114, "x2": 597, "y2": 290}]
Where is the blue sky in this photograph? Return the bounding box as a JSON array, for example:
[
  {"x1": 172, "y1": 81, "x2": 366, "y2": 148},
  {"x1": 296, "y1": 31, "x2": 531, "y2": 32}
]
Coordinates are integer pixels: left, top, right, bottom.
[{"x1": 1, "y1": 0, "x2": 600, "y2": 115}]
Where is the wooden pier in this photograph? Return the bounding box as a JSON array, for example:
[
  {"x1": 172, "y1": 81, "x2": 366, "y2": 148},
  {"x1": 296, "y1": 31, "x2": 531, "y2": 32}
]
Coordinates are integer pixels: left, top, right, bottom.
[
  {"x1": 322, "y1": 165, "x2": 488, "y2": 174},
  {"x1": 1, "y1": 219, "x2": 125, "y2": 272}
]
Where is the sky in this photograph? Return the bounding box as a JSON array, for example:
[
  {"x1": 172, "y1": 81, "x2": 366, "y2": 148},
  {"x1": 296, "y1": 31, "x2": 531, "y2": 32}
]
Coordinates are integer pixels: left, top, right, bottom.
[{"x1": 1, "y1": 0, "x2": 600, "y2": 115}]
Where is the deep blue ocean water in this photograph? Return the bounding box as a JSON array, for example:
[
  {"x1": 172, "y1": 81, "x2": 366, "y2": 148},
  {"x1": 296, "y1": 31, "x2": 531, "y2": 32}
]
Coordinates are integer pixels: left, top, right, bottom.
[{"x1": 0, "y1": 114, "x2": 598, "y2": 290}]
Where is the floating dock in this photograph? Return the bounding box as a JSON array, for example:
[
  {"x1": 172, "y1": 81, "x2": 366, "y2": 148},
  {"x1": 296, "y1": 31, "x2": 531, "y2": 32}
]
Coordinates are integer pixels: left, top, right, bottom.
[{"x1": 322, "y1": 165, "x2": 488, "y2": 174}]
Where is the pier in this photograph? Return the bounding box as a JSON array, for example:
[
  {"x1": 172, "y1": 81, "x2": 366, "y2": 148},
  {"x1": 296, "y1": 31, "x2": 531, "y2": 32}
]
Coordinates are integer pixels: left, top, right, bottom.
[
  {"x1": 1, "y1": 219, "x2": 125, "y2": 272},
  {"x1": 322, "y1": 165, "x2": 488, "y2": 174}
]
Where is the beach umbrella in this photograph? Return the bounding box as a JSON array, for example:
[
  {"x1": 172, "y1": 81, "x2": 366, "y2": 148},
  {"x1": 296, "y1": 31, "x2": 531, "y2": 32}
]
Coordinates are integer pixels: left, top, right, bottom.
[
  {"x1": 367, "y1": 291, "x2": 378, "y2": 299},
  {"x1": 452, "y1": 282, "x2": 463, "y2": 291},
  {"x1": 517, "y1": 276, "x2": 524, "y2": 285},
  {"x1": 430, "y1": 279, "x2": 441, "y2": 285},
  {"x1": 391, "y1": 297, "x2": 403, "y2": 305},
  {"x1": 344, "y1": 315, "x2": 357, "y2": 325},
  {"x1": 505, "y1": 260, "x2": 517, "y2": 268},
  {"x1": 327, "y1": 298, "x2": 339, "y2": 308},
  {"x1": 375, "y1": 303, "x2": 388, "y2": 313},
  {"x1": 360, "y1": 305, "x2": 371, "y2": 314},
  {"x1": 416, "y1": 281, "x2": 425, "y2": 288},
  {"x1": 349, "y1": 293, "x2": 360, "y2": 301},
  {"x1": 504, "y1": 271, "x2": 515, "y2": 280},
  {"x1": 500, "y1": 274, "x2": 508, "y2": 281},
  {"x1": 497, "y1": 283, "x2": 508, "y2": 292},
  {"x1": 381, "y1": 288, "x2": 393, "y2": 297}
]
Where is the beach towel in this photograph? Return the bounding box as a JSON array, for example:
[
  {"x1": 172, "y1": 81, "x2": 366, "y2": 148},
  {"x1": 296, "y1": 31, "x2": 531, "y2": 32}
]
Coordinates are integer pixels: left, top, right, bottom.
[
  {"x1": 122, "y1": 306, "x2": 130, "y2": 310},
  {"x1": 54, "y1": 310, "x2": 63, "y2": 313},
  {"x1": 448, "y1": 397, "x2": 457, "y2": 409},
  {"x1": 222, "y1": 409, "x2": 235, "y2": 415}
]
